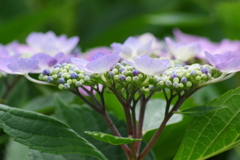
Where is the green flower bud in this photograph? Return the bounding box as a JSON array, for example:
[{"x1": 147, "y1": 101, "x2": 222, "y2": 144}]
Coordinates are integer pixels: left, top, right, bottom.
[
  {"x1": 38, "y1": 74, "x2": 44, "y2": 80},
  {"x1": 72, "y1": 79, "x2": 77, "y2": 84},
  {"x1": 67, "y1": 79, "x2": 72, "y2": 85},
  {"x1": 126, "y1": 76, "x2": 132, "y2": 82},
  {"x1": 58, "y1": 84, "x2": 64, "y2": 90},
  {"x1": 75, "y1": 81, "x2": 82, "y2": 87},
  {"x1": 51, "y1": 74, "x2": 57, "y2": 78},
  {"x1": 64, "y1": 83, "x2": 70, "y2": 89},
  {"x1": 112, "y1": 68, "x2": 118, "y2": 74},
  {"x1": 133, "y1": 76, "x2": 139, "y2": 82},
  {"x1": 173, "y1": 78, "x2": 179, "y2": 83},
  {"x1": 78, "y1": 73, "x2": 84, "y2": 79},
  {"x1": 186, "y1": 81, "x2": 192, "y2": 87},
  {"x1": 195, "y1": 76, "x2": 201, "y2": 81},
  {"x1": 43, "y1": 75, "x2": 48, "y2": 81},
  {"x1": 113, "y1": 75, "x2": 119, "y2": 81},
  {"x1": 84, "y1": 76, "x2": 90, "y2": 81}
]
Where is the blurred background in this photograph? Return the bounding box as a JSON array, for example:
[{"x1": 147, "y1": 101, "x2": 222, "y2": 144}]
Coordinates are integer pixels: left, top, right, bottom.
[{"x1": 1, "y1": 0, "x2": 240, "y2": 159}]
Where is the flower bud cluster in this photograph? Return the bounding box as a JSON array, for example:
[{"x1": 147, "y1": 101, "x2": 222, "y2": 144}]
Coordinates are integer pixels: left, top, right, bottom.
[
  {"x1": 38, "y1": 63, "x2": 99, "y2": 90},
  {"x1": 39, "y1": 61, "x2": 222, "y2": 93},
  {"x1": 151, "y1": 63, "x2": 221, "y2": 90},
  {"x1": 105, "y1": 61, "x2": 147, "y2": 92}
]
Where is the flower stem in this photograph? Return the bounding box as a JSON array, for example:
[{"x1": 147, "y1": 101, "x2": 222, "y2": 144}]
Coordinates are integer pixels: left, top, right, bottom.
[{"x1": 24, "y1": 74, "x2": 55, "y2": 86}]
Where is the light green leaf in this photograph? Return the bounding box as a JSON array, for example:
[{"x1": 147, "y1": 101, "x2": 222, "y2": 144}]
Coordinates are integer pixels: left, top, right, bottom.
[
  {"x1": 174, "y1": 106, "x2": 226, "y2": 116},
  {"x1": 145, "y1": 13, "x2": 211, "y2": 27},
  {"x1": 174, "y1": 87, "x2": 240, "y2": 160},
  {"x1": 29, "y1": 150, "x2": 84, "y2": 160},
  {"x1": 85, "y1": 131, "x2": 141, "y2": 145},
  {"x1": 4, "y1": 138, "x2": 31, "y2": 160},
  {"x1": 0, "y1": 104, "x2": 107, "y2": 160},
  {"x1": 136, "y1": 99, "x2": 183, "y2": 134},
  {"x1": 143, "y1": 98, "x2": 196, "y2": 160}
]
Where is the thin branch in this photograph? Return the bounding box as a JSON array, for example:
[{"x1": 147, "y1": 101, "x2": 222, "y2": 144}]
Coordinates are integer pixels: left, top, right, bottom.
[
  {"x1": 81, "y1": 85, "x2": 102, "y2": 108},
  {"x1": 70, "y1": 89, "x2": 103, "y2": 114},
  {"x1": 1, "y1": 75, "x2": 22, "y2": 101}
]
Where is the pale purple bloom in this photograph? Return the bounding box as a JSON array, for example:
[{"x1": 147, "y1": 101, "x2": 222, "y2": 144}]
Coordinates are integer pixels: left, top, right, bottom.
[
  {"x1": 165, "y1": 37, "x2": 200, "y2": 62},
  {"x1": 81, "y1": 47, "x2": 112, "y2": 60},
  {"x1": 138, "y1": 33, "x2": 167, "y2": 57},
  {"x1": 173, "y1": 29, "x2": 240, "y2": 59},
  {"x1": 30, "y1": 53, "x2": 59, "y2": 72},
  {"x1": 26, "y1": 31, "x2": 79, "y2": 56},
  {"x1": 111, "y1": 37, "x2": 152, "y2": 60},
  {"x1": 7, "y1": 58, "x2": 39, "y2": 75},
  {"x1": 127, "y1": 55, "x2": 170, "y2": 75},
  {"x1": 205, "y1": 51, "x2": 240, "y2": 73},
  {"x1": 71, "y1": 51, "x2": 121, "y2": 73}
]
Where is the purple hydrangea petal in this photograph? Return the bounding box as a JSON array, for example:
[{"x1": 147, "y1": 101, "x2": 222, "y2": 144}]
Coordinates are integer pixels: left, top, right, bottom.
[
  {"x1": 71, "y1": 58, "x2": 90, "y2": 71},
  {"x1": 134, "y1": 55, "x2": 170, "y2": 75},
  {"x1": 86, "y1": 54, "x2": 120, "y2": 73},
  {"x1": 166, "y1": 37, "x2": 199, "y2": 61},
  {"x1": 205, "y1": 51, "x2": 240, "y2": 73},
  {"x1": 215, "y1": 58, "x2": 240, "y2": 73},
  {"x1": 120, "y1": 46, "x2": 133, "y2": 59},
  {"x1": 124, "y1": 37, "x2": 140, "y2": 47},
  {"x1": 31, "y1": 53, "x2": 57, "y2": 70},
  {"x1": 0, "y1": 58, "x2": 16, "y2": 74},
  {"x1": 90, "y1": 52, "x2": 105, "y2": 61},
  {"x1": 7, "y1": 58, "x2": 39, "y2": 74},
  {"x1": 84, "y1": 47, "x2": 112, "y2": 60},
  {"x1": 136, "y1": 41, "x2": 152, "y2": 56},
  {"x1": 111, "y1": 43, "x2": 122, "y2": 50}
]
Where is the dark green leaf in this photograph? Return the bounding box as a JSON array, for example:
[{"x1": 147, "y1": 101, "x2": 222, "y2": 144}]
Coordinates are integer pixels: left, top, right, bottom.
[
  {"x1": 0, "y1": 104, "x2": 106, "y2": 160},
  {"x1": 174, "y1": 87, "x2": 240, "y2": 160},
  {"x1": 85, "y1": 131, "x2": 141, "y2": 145},
  {"x1": 174, "y1": 105, "x2": 226, "y2": 116}
]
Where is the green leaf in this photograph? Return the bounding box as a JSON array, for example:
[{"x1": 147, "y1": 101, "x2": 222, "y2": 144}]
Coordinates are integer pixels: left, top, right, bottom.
[
  {"x1": 29, "y1": 150, "x2": 84, "y2": 160},
  {"x1": 22, "y1": 91, "x2": 75, "y2": 113},
  {"x1": 143, "y1": 98, "x2": 196, "y2": 160},
  {"x1": 174, "y1": 105, "x2": 226, "y2": 116},
  {"x1": 54, "y1": 96, "x2": 156, "y2": 160},
  {"x1": 0, "y1": 104, "x2": 107, "y2": 160},
  {"x1": 136, "y1": 99, "x2": 183, "y2": 134},
  {"x1": 145, "y1": 12, "x2": 211, "y2": 27},
  {"x1": 85, "y1": 131, "x2": 141, "y2": 145},
  {"x1": 4, "y1": 138, "x2": 31, "y2": 160},
  {"x1": 174, "y1": 87, "x2": 240, "y2": 160}
]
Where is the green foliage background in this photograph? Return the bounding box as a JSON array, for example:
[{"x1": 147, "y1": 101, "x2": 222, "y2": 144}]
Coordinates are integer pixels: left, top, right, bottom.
[{"x1": 1, "y1": 0, "x2": 240, "y2": 159}]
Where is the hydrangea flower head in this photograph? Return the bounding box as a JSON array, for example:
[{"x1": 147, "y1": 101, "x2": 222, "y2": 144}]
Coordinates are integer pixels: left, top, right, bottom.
[
  {"x1": 205, "y1": 51, "x2": 240, "y2": 73},
  {"x1": 173, "y1": 29, "x2": 240, "y2": 59},
  {"x1": 111, "y1": 37, "x2": 152, "y2": 60},
  {"x1": 26, "y1": 31, "x2": 79, "y2": 56},
  {"x1": 71, "y1": 50, "x2": 121, "y2": 73},
  {"x1": 165, "y1": 37, "x2": 200, "y2": 62},
  {"x1": 127, "y1": 55, "x2": 170, "y2": 75}
]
